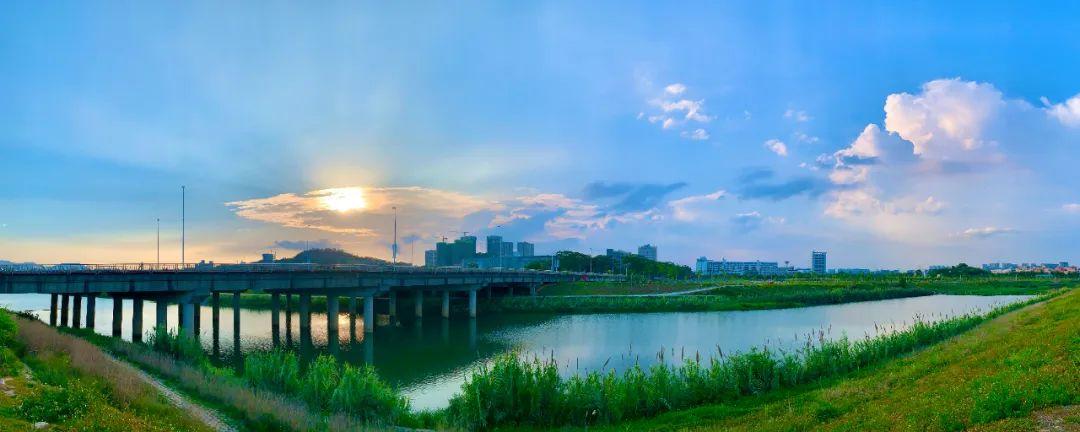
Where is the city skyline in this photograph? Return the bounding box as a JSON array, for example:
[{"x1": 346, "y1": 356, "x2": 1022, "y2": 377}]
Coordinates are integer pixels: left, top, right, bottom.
[{"x1": 5, "y1": 2, "x2": 1080, "y2": 268}]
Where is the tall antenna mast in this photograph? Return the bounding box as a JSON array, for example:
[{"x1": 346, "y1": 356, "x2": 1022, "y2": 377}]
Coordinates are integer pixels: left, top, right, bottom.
[
  {"x1": 392, "y1": 206, "x2": 398, "y2": 265},
  {"x1": 181, "y1": 185, "x2": 186, "y2": 265}
]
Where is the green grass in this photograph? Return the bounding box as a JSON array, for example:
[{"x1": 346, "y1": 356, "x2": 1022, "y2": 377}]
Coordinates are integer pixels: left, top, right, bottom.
[
  {"x1": 0, "y1": 310, "x2": 213, "y2": 432},
  {"x1": 582, "y1": 287, "x2": 1080, "y2": 431},
  {"x1": 486, "y1": 277, "x2": 1068, "y2": 314},
  {"x1": 445, "y1": 292, "x2": 1063, "y2": 430}
]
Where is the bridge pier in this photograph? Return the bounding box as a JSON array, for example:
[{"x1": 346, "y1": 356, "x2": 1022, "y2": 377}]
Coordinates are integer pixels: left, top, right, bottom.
[
  {"x1": 486, "y1": 286, "x2": 492, "y2": 300},
  {"x1": 180, "y1": 301, "x2": 195, "y2": 336},
  {"x1": 131, "y1": 298, "x2": 143, "y2": 342},
  {"x1": 299, "y1": 294, "x2": 312, "y2": 349},
  {"x1": 285, "y1": 294, "x2": 293, "y2": 345},
  {"x1": 211, "y1": 292, "x2": 220, "y2": 342},
  {"x1": 111, "y1": 295, "x2": 123, "y2": 337},
  {"x1": 441, "y1": 290, "x2": 450, "y2": 319},
  {"x1": 271, "y1": 293, "x2": 281, "y2": 347},
  {"x1": 348, "y1": 296, "x2": 358, "y2": 340},
  {"x1": 232, "y1": 292, "x2": 241, "y2": 352},
  {"x1": 193, "y1": 301, "x2": 202, "y2": 336},
  {"x1": 60, "y1": 294, "x2": 70, "y2": 327},
  {"x1": 388, "y1": 291, "x2": 397, "y2": 321},
  {"x1": 49, "y1": 294, "x2": 58, "y2": 326},
  {"x1": 85, "y1": 296, "x2": 96, "y2": 330},
  {"x1": 530, "y1": 284, "x2": 538, "y2": 296},
  {"x1": 468, "y1": 289, "x2": 477, "y2": 318},
  {"x1": 327, "y1": 294, "x2": 339, "y2": 353},
  {"x1": 414, "y1": 290, "x2": 424, "y2": 318},
  {"x1": 72, "y1": 295, "x2": 82, "y2": 329},
  {"x1": 155, "y1": 299, "x2": 168, "y2": 332},
  {"x1": 363, "y1": 293, "x2": 374, "y2": 333}
]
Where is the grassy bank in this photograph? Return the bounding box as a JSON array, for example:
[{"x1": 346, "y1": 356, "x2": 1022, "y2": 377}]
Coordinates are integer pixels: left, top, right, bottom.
[
  {"x1": 67, "y1": 326, "x2": 412, "y2": 431},
  {"x1": 589, "y1": 287, "x2": 1079, "y2": 431},
  {"x1": 486, "y1": 277, "x2": 1067, "y2": 314},
  {"x1": 445, "y1": 291, "x2": 1064, "y2": 430},
  {"x1": 0, "y1": 311, "x2": 213, "y2": 431},
  {"x1": 486, "y1": 284, "x2": 935, "y2": 314}
]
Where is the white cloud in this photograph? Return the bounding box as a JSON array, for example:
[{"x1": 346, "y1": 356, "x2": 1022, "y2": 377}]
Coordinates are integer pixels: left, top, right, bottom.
[
  {"x1": 668, "y1": 190, "x2": 727, "y2": 222},
  {"x1": 1063, "y1": 203, "x2": 1080, "y2": 213},
  {"x1": 883, "y1": 78, "x2": 1005, "y2": 160},
  {"x1": 640, "y1": 82, "x2": 712, "y2": 139},
  {"x1": 763, "y1": 139, "x2": 788, "y2": 156},
  {"x1": 794, "y1": 132, "x2": 819, "y2": 143},
  {"x1": 1045, "y1": 93, "x2": 1080, "y2": 127},
  {"x1": 664, "y1": 83, "x2": 687, "y2": 95},
  {"x1": 952, "y1": 226, "x2": 1015, "y2": 239},
  {"x1": 681, "y1": 128, "x2": 710, "y2": 140},
  {"x1": 784, "y1": 109, "x2": 811, "y2": 122},
  {"x1": 227, "y1": 186, "x2": 502, "y2": 237}
]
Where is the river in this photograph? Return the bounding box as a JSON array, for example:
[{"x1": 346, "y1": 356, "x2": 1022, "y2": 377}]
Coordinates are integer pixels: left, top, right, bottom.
[{"x1": 0, "y1": 293, "x2": 1029, "y2": 410}]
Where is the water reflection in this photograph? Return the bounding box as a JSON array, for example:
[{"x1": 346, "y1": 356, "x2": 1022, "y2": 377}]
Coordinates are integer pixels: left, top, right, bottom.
[{"x1": 0, "y1": 293, "x2": 1029, "y2": 410}]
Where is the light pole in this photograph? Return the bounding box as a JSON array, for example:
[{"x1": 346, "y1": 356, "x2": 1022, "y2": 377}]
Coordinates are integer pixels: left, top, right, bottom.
[
  {"x1": 156, "y1": 218, "x2": 160, "y2": 266},
  {"x1": 181, "y1": 185, "x2": 186, "y2": 266}
]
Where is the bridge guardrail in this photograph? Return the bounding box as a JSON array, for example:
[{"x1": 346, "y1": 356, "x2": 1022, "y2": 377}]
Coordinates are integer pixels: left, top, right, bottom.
[{"x1": 0, "y1": 262, "x2": 619, "y2": 280}]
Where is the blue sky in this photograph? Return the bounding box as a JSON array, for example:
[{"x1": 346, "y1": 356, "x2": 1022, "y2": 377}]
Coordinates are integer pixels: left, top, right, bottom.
[{"x1": 3, "y1": 1, "x2": 1080, "y2": 268}]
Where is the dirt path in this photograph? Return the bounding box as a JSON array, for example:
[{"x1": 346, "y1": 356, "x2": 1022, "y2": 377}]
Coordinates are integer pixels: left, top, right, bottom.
[{"x1": 105, "y1": 351, "x2": 238, "y2": 432}]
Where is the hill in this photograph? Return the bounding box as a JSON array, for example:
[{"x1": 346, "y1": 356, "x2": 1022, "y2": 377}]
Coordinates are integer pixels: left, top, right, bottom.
[{"x1": 277, "y1": 248, "x2": 402, "y2": 266}]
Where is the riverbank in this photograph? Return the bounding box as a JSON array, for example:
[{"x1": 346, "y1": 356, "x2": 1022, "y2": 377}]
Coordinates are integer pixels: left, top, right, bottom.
[
  {"x1": 0, "y1": 310, "x2": 217, "y2": 431},
  {"x1": 484, "y1": 277, "x2": 1069, "y2": 314},
  {"x1": 582, "y1": 287, "x2": 1080, "y2": 431}
]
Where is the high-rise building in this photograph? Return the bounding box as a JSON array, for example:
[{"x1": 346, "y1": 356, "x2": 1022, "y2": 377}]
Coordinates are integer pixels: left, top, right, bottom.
[
  {"x1": 486, "y1": 235, "x2": 503, "y2": 257},
  {"x1": 424, "y1": 250, "x2": 438, "y2": 267},
  {"x1": 500, "y1": 241, "x2": 514, "y2": 258},
  {"x1": 812, "y1": 251, "x2": 827, "y2": 273},
  {"x1": 516, "y1": 241, "x2": 535, "y2": 257},
  {"x1": 696, "y1": 257, "x2": 781, "y2": 275},
  {"x1": 638, "y1": 244, "x2": 657, "y2": 261},
  {"x1": 452, "y1": 236, "x2": 477, "y2": 265},
  {"x1": 435, "y1": 242, "x2": 453, "y2": 266}
]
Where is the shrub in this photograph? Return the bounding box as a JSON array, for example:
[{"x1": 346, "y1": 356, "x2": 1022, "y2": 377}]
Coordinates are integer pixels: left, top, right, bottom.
[
  {"x1": 330, "y1": 363, "x2": 411, "y2": 423},
  {"x1": 19, "y1": 383, "x2": 93, "y2": 423}
]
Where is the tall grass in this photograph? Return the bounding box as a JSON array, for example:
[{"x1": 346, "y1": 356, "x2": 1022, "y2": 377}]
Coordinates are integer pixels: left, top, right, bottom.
[
  {"x1": 242, "y1": 350, "x2": 410, "y2": 424},
  {"x1": 448, "y1": 294, "x2": 1050, "y2": 430}
]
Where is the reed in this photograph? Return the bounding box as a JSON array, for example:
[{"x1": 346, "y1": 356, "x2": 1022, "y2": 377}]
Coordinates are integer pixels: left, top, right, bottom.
[
  {"x1": 240, "y1": 349, "x2": 410, "y2": 425},
  {"x1": 448, "y1": 294, "x2": 1050, "y2": 430}
]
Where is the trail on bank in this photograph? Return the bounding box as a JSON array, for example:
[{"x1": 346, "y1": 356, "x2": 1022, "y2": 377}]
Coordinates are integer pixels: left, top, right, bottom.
[{"x1": 111, "y1": 351, "x2": 238, "y2": 432}]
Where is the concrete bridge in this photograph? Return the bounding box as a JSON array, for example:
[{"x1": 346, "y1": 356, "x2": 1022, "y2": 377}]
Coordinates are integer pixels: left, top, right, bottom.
[{"x1": 0, "y1": 263, "x2": 620, "y2": 343}]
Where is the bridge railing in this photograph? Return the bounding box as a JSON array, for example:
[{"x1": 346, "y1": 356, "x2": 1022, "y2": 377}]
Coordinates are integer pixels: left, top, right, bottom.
[{"x1": 0, "y1": 262, "x2": 619, "y2": 280}]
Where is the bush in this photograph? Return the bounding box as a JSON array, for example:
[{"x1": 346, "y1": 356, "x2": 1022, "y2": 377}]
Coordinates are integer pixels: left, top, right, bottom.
[
  {"x1": 145, "y1": 326, "x2": 206, "y2": 365},
  {"x1": 243, "y1": 349, "x2": 300, "y2": 394},
  {"x1": 330, "y1": 363, "x2": 411, "y2": 423},
  {"x1": 19, "y1": 384, "x2": 93, "y2": 423}
]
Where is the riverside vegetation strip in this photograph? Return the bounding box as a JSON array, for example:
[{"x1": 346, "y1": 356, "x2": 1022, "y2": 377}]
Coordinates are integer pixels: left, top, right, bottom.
[
  {"x1": 483, "y1": 277, "x2": 1069, "y2": 314},
  {"x1": 0, "y1": 310, "x2": 213, "y2": 431},
  {"x1": 595, "y1": 286, "x2": 1080, "y2": 432},
  {"x1": 7, "y1": 278, "x2": 1072, "y2": 431}
]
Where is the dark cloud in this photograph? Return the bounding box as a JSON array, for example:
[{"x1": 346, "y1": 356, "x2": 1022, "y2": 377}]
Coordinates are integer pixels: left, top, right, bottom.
[
  {"x1": 582, "y1": 181, "x2": 687, "y2": 212},
  {"x1": 582, "y1": 182, "x2": 636, "y2": 199},
  {"x1": 272, "y1": 239, "x2": 341, "y2": 250},
  {"x1": 735, "y1": 168, "x2": 830, "y2": 201}
]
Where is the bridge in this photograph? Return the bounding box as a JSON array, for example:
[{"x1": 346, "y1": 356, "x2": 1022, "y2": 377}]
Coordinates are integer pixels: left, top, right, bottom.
[{"x1": 0, "y1": 263, "x2": 620, "y2": 344}]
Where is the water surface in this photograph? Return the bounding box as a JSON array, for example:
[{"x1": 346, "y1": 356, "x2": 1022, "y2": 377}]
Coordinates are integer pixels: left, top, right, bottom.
[{"x1": 0, "y1": 293, "x2": 1029, "y2": 410}]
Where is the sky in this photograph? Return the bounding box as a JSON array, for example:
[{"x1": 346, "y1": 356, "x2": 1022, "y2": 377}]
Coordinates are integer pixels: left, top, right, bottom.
[{"x1": 3, "y1": 1, "x2": 1080, "y2": 269}]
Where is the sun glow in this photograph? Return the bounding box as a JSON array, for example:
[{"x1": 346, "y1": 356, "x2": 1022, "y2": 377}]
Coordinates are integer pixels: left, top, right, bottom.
[{"x1": 320, "y1": 187, "x2": 367, "y2": 212}]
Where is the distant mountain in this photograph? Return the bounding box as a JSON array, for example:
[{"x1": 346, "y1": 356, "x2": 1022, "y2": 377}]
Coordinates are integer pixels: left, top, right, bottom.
[{"x1": 278, "y1": 248, "x2": 404, "y2": 266}]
